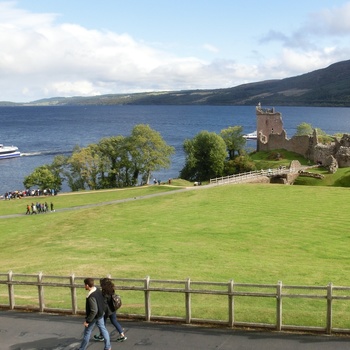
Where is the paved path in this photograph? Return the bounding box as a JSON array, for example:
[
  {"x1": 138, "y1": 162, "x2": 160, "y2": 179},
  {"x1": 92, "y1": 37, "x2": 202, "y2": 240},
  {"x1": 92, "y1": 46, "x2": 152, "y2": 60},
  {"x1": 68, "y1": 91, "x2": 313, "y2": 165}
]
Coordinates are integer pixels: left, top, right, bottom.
[{"x1": 0, "y1": 310, "x2": 349, "y2": 350}]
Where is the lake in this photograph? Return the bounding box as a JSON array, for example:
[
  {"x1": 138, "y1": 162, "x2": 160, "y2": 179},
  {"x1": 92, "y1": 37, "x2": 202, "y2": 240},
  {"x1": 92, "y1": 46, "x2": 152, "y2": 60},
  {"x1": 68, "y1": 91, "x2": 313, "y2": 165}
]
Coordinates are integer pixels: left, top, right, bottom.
[{"x1": 0, "y1": 105, "x2": 349, "y2": 194}]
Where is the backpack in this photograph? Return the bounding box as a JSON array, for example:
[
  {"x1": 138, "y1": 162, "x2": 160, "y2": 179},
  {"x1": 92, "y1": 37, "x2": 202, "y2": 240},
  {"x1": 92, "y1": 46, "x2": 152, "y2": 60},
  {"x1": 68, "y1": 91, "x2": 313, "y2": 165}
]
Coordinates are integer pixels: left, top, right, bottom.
[{"x1": 112, "y1": 294, "x2": 122, "y2": 310}]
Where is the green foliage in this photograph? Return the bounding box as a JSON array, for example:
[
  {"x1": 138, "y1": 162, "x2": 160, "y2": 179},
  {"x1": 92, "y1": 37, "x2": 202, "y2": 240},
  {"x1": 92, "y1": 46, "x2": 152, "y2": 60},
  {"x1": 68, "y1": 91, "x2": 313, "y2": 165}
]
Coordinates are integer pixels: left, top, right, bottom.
[
  {"x1": 24, "y1": 124, "x2": 174, "y2": 191},
  {"x1": 334, "y1": 133, "x2": 344, "y2": 139},
  {"x1": 220, "y1": 126, "x2": 246, "y2": 160},
  {"x1": 180, "y1": 130, "x2": 227, "y2": 181},
  {"x1": 97, "y1": 135, "x2": 133, "y2": 188},
  {"x1": 295, "y1": 122, "x2": 313, "y2": 136},
  {"x1": 68, "y1": 144, "x2": 102, "y2": 190},
  {"x1": 129, "y1": 124, "x2": 175, "y2": 184},
  {"x1": 316, "y1": 128, "x2": 334, "y2": 144},
  {"x1": 224, "y1": 155, "x2": 256, "y2": 174},
  {"x1": 295, "y1": 123, "x2": 333, "y2": 144},
  {"x1": 23, "y1": 165, "x2": 62, "y2": 190}
]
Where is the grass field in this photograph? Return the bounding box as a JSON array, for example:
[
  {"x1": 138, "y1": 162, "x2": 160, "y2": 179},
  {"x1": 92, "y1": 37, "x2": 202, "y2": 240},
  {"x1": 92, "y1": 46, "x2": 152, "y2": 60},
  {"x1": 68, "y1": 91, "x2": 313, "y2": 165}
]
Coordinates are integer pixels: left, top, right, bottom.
[
  {"x1": 1, "y1": 175, "x2": 350, "y2": 328},
  {"x1": 1, "y1": 182, "x2": 349, "y2": 285}
]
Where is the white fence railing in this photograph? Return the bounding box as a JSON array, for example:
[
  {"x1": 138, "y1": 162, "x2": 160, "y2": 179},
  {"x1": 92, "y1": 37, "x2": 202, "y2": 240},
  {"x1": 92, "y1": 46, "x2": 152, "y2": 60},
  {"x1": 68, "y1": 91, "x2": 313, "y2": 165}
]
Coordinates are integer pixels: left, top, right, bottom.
[
  {"x1": 1, "y1": 271, "x2": 350, "y2": 335},
  {"x1": 210, "y1": 167, "x2": 292, "y2": 185}
]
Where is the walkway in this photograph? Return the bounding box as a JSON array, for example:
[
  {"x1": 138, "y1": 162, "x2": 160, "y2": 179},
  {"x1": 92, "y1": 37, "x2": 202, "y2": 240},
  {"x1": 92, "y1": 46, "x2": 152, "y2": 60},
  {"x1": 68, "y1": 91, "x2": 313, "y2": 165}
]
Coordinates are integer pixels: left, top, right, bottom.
[
  {"x1": 0, "y1": 310, "x2": 349, "y2": 350},
  {"x1": 0, "y1": 185, "x2": 208, "y2": 219}
]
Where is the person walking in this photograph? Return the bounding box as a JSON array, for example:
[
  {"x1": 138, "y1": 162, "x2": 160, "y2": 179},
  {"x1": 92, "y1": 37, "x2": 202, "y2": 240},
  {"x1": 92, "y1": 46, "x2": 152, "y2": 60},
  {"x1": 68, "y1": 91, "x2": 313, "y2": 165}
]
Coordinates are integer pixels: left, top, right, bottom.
[
  {"x1": 77, "y1": 277, "x2": 111, "y2": 350},
  {"x1": 94, "y1": 278, "x2": 127, "y2": 343}
]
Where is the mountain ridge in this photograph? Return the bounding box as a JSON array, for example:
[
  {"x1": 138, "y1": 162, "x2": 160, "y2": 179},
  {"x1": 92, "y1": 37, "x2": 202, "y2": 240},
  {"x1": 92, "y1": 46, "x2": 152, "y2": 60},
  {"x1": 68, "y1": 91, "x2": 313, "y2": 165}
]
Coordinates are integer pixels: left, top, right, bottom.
[{"x1": 2, "y1": 59, "x2": 350, "y2": 107}]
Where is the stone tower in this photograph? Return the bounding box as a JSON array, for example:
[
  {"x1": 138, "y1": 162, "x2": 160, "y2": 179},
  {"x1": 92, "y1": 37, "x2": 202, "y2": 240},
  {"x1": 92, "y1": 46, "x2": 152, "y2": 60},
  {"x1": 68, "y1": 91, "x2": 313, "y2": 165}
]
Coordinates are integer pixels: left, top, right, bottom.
[{"x1": 256, "y1": 103, "x2": 284, "y2": 151}]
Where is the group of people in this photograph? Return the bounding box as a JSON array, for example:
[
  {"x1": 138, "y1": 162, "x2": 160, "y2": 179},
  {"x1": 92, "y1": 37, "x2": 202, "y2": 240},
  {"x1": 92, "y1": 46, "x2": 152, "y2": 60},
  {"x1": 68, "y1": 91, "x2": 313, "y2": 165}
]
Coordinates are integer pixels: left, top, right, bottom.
[
  {"x1": 25, "y1": 202, "x2": 54, "y2": 214},
  {"x1": 77, "y1": 277, "x2": 127, "y2": 350},
  {"x1": 2, "y1": 188, "x2": 58, "y2": 200}
]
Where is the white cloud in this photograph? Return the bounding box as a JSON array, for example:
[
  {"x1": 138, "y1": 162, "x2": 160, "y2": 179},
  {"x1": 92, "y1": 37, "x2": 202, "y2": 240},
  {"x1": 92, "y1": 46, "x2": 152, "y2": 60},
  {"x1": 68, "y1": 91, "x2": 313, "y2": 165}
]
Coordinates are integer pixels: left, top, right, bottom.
[
  {"x1": 202, "y1": 43, "x2": 219, "y2": 53},
  {"x1": 0, "y1": 1, "x2": 350, "y2": 102},
  {"x1": 308, "y1": 2, "x2": 350, "y2": 35}
]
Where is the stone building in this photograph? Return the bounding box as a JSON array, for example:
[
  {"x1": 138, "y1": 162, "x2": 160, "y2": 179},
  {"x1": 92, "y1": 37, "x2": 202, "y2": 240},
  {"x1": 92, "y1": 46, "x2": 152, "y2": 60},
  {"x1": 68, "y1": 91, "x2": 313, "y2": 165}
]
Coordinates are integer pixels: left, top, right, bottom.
[{"x1": 255, "y1": 104, "x2": 350, "y2": 169}]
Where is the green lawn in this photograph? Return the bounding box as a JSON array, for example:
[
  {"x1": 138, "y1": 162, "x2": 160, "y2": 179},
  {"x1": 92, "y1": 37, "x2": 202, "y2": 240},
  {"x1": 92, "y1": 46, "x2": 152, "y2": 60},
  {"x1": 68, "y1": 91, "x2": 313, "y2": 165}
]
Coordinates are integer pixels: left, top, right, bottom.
[
  {"x1": 1, "y1": 183, "x2": 349, "y2": 285},
  {"x1": 1, "y1": 181, "x2": 350, "y2": 327}
]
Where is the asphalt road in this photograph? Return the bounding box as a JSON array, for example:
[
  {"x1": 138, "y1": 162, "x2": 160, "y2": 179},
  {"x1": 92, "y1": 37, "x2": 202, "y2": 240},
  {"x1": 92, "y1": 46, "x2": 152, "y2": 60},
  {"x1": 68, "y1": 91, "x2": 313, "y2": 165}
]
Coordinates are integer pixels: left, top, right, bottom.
[{"x1": 1, "y1": 310, "x2": 350, "y2": 350}]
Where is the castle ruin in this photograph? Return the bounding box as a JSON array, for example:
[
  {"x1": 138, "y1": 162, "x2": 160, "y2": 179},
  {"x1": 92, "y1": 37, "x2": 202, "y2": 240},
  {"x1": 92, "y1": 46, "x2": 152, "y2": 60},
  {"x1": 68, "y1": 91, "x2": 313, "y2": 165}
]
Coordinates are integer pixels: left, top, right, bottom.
[{"x1": 256, "y1": 104, "x2": 350, "y2": 170}]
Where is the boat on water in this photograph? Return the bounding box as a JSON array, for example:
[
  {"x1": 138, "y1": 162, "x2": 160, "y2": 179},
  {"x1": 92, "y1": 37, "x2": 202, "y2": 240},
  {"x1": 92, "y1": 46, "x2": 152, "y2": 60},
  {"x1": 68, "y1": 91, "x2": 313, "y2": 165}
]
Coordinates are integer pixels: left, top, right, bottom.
[
  {"x1": 243, "y1": 131, "x2": 257, "y2": 140},
  {"x1": 0, "y1": 144, "x2": 21, "y2": 159}
]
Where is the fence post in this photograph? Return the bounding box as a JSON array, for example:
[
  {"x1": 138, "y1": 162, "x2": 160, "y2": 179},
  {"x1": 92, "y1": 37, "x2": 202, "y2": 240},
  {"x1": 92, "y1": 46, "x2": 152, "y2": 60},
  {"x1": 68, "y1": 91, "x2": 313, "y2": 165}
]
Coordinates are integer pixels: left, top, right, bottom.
[
  {"x1": 228, "y1": 279, "x2": 234, "y2": 327},
  {"x1": 37, "y1": 272, "x2": 44, "y2": 312},
  {"x1": 144, "y1": 276, "x2": 151, "y2": 321},
  {"x1": 7, "y1": 270, "x2": 14, "y2": 310},
  {"x1": 326, "y1": 282, "x2": 333, "y2": 335},
  {"x1": 276, "y1": 281, "x2": 282, "y2": 331},
  {"x1": 185, "y1": 278, "x2": 191, "y2": 324},
  {"x1": 70, "y1": 274, "x2": 78, "y2": 315}
]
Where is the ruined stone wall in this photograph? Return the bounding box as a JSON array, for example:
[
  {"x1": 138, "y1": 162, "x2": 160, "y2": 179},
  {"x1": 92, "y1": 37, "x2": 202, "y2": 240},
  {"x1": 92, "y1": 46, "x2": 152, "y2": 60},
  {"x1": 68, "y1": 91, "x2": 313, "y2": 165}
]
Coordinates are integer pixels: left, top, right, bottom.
[
  {"x1": 313, "y1": 144, "x2": 336, "y2": 164},
  {"x1": 255, "y1": 105, "x2": 350, "y2": 168},
  {"x1": 336, "y1": 146, "x2": 350, "y2": 167},
  {"x1": 258, "y1": 132, "x2": 312, "y2": 158}
]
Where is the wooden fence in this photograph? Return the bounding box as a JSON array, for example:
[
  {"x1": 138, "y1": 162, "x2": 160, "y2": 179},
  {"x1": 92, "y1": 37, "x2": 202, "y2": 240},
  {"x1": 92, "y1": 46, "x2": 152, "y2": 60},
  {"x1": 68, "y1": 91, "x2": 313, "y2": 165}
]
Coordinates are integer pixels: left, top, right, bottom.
[{"x1": 1, "y1": 271, "x2": 350, "y2": 335}]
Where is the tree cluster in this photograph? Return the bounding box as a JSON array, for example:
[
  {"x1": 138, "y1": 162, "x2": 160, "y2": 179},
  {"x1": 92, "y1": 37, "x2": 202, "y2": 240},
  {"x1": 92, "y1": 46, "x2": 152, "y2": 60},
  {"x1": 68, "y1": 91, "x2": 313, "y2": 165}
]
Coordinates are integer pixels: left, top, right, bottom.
[
  {"x1": 180, "y1": 126, "x2": 256, "y2": 182},
  {"x1": 24, "y1": 124, "x2": 174, "y2": 191},
  {"x1": 24, "y1": 123, "x2": 263, "y2": 191}
]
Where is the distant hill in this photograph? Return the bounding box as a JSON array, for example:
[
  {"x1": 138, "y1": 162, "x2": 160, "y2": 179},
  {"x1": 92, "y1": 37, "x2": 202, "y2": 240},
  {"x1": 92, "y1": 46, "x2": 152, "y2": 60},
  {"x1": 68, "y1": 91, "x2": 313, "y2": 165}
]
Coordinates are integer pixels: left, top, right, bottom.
[{"x1": 5, "y1": 59, "x2": 350, "y2": 107}]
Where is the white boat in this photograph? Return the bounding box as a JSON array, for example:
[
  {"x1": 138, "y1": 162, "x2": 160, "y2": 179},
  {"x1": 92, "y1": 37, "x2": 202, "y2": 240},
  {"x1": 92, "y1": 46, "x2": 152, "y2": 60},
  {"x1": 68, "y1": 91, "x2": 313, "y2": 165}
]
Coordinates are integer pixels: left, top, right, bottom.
[
  {"x1": 243, "y1": 131, "x2": 257, "y2": 140},
  {"x1": 0, "y1": 144, "x2": 21, "y2": 159}
]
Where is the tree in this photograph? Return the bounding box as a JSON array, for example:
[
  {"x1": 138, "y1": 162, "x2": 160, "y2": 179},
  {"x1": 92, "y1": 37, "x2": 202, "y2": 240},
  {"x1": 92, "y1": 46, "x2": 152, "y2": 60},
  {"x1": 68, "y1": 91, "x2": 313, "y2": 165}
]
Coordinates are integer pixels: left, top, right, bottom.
[
  {"x1": 67, "y1": 144, "x2": 102, "y2": 190},
  {"x1": 23, "y1": 165, "x2": 61, "y2": 190},
  {"x1": 180, "y1": 130, "x2": 227, "y2": 181},
  {"x1": 295, "y1": 122, "x2": 313, "y2": 136},
  {"x1": 128, "y1": 124, "x2": 175, "y2": 184},
  {"x1": 220, "y1": 126, "x2": 246, "y2": 160},
  {"x1": 50, "y1": 155, "x2": 69, "y2": 186},
  {"x1": 232, "y1": 155, "x2": 256, "y2": 173},
  {"x1": 295, "y1": 122, "x2": 333, "y2": 144},
  {"x1": 97, "y1": 135, "x2": 135, "y2": 188}
]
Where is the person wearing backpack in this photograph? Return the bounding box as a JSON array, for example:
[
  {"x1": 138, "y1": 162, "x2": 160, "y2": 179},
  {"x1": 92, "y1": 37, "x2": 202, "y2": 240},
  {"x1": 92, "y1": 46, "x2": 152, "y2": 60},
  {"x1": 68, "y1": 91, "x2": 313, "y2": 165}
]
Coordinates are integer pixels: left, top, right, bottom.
[
  {"x1": 94, "y1": 278, "x2": 127, "y2": 343},
  {"x1": 77, "y1": 277, "x2": 111, "y2": 350}
]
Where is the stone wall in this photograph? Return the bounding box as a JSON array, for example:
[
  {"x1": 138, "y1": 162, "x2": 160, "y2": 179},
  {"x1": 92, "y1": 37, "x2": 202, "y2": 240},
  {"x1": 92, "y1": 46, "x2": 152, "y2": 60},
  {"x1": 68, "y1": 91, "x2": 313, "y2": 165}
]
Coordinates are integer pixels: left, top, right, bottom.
[{"x1": 258, "y1": 131, "x2": 312, "y2": 158}]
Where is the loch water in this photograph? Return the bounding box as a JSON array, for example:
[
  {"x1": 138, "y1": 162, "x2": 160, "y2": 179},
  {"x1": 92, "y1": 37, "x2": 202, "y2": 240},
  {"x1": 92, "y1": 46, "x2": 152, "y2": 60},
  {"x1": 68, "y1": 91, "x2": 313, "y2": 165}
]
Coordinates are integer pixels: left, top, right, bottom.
[{"x1": 1, "y1": 105, "x2": 350, "y2": 194}]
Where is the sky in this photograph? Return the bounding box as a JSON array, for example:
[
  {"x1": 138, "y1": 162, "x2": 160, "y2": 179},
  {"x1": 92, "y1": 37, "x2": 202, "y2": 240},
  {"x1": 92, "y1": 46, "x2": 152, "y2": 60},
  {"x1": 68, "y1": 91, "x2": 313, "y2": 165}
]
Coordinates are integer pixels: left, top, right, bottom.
[{"x1": 1, "y1": 0, "x2": 350, "y2": 102}]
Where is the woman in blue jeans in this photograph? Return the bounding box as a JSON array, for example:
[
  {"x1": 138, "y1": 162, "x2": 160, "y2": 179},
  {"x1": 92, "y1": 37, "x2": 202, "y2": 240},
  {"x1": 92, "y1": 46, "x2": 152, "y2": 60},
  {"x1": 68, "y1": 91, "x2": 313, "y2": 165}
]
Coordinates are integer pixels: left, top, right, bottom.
[{"x1": 94, "y1": 278, "x2": 127, "y2": 343}]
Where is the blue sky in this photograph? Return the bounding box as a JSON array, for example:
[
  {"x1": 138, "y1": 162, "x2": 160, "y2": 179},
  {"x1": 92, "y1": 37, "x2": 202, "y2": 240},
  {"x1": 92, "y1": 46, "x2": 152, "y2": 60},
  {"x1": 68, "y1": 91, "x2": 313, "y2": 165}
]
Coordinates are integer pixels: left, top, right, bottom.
[{"x1": 1, "y1": 0, "x2": 350, "y2": 102}]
